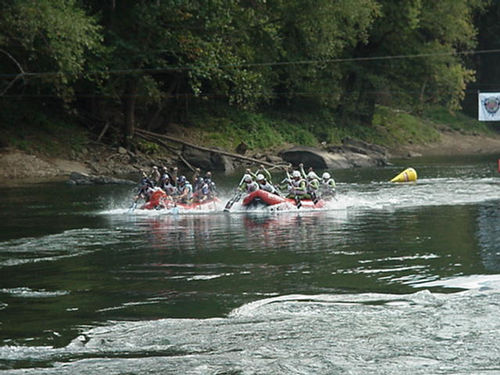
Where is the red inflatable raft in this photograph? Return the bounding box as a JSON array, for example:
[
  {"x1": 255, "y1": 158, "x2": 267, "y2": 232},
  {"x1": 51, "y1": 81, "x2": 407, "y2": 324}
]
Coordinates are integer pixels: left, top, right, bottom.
[
  {"x1": 140, "y1": 189, "x2": 219, "y2": 210},
  {"x1": 241, "y1": 190, "x2": 325, "y2": 209}
]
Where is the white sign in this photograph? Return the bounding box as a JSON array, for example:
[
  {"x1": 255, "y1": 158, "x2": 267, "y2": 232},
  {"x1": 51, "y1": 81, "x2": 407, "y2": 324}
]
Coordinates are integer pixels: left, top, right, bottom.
[{"x1": 478, "y1": 92, "x2": 500, "y2": 121}]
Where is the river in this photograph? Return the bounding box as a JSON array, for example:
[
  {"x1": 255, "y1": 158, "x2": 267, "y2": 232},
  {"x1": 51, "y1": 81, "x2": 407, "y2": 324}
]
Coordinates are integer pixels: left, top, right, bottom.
[{"x1": 1, "y1": 155, "x2": 499, "y2": 374}]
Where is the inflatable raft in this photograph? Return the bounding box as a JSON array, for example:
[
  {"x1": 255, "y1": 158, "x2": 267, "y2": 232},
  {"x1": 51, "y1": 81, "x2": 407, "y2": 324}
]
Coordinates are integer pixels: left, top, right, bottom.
[
  {"x1": 241, "y1": 190, "x2": 326, "y2": 210},
  {"x1": 140, "y1": 189, "x2": 219, "y2": 211}
]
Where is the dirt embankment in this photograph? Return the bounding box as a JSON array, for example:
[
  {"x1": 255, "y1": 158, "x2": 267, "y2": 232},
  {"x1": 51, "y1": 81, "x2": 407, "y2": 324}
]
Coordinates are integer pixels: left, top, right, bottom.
[
  {"x1": 0, "y1": 129, "x2": 499, "y2": 182},
  {"x1": 388, "y1": 130, "x2": 500, "y2": 158},
  {"x1": 0, "y1": 143, "x2": 172, "y2": 182}
]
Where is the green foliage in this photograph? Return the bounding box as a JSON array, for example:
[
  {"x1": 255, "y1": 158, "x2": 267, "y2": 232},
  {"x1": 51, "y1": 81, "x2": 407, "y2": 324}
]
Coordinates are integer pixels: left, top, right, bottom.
[
  {"x1": 372, "y1": 105, "x2": 440, "y2": 146},
  {"x1": 137, "y1": 140, "x2": 160, "y2": 155},
  {"x1": 0, "y1": 103, "x2": 88, "y2": 156},
  {"x1": 422, "y1": 106, "x2": 495, "y2": 134},
  {"x1": 356, "y1": 0, "x2": 484, "y2": 115},
  {"x1": 0, "y1": 0, "x2": 103, "y2": 100},
  {"x1": 187, "y1": 106, "x2": 318, "y2": 150},
  {"x1": 0, "y1": 0, "x2": 494, "y2": 153}
]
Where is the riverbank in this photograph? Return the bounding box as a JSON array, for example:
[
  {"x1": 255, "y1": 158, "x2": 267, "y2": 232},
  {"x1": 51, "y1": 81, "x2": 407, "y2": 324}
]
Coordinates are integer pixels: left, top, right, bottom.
[
  {"x1": 389, "y1": 129, "x2": 500, "y2": 158},
  {"x1": 0, "y1": 127, "x2": 499, "y2": 183}
]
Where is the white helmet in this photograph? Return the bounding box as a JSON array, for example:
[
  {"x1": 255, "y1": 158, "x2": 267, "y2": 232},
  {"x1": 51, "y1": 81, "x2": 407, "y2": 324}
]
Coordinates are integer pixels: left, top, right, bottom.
[
  {"x1": 256, "y1": 173, "x2": 265, "y2": 181},
  {"x1": 307, "y1": 171, "x2": 319, "y2": 180},
  {"x1": 292, "y1": 170, "x2": 301, "y2": 178},
  {"x1": 322, "y1": 172, "x2": 331, "y2": 180},
  {"x1": 243, "y1": 174, "x2": 252, "y2": 183}
]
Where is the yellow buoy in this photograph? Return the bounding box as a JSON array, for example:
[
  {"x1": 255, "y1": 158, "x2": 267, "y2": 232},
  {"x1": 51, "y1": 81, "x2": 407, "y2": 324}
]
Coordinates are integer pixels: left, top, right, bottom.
[{"x1": 390, "y1": 167, "x2": 417, "y2": 183}]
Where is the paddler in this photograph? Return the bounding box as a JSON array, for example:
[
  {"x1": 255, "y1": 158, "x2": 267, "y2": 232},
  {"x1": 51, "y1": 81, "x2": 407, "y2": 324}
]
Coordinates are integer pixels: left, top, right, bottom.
[
  {"x1": 320, "y1": 172, "x2": 336, "y2": 199},
  {"x1": 159, "y1": 173, "x2": 176, "y2": 196},
  {"x1": 299, "y1": 163, "x2": 320, "y2": 202},
  {"x1": 248, "y1": 165, "x2": 279, "y2": 195},
  {"x1": 135, "y1": 172, "x2": 154, "y2": 202},
  {"x1": 204, "y1": 171, "x2": 217, "y2": 196},
  {"x1": 149, "y1": 166, "x2": 161, "y2": 186},
  {"x1": 239, "y1": 173, "x2": 259, "y2": 193},
  {"x1": 286, "y1": 169, "x2": 308, "y2": 199},
  {"x1": 256, "y1": 173, "x2": 278, "y2": 195},
  {"x1": 175, "y1": 175, "x2": 193, "y2": 203}
]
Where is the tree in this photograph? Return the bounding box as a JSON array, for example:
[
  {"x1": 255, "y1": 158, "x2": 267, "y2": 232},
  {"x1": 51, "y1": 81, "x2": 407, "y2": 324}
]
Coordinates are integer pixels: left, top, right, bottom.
[
  {"x1": 265, "y1": 0, "x2": 380, "y2": 111},
  {"x1": 341, "y1": 0, "x2": 485, "y2": 125},
  {"x1": 82, "y1": 0, "x2": 280, "y2": 145},
  {"x1": 0, "y1": 0, "x2": 103, "y2": 102}
]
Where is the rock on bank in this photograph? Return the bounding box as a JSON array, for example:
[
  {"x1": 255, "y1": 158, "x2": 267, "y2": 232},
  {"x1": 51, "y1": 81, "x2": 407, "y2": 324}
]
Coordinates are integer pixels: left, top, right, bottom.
[{"x1": 279, "y1": 138, "x2": 389, "y2": 169}]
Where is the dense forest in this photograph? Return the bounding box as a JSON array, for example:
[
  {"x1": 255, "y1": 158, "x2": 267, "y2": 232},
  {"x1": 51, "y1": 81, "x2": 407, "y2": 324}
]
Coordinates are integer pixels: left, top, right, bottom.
[{"x1": 1, "y1": 0, "x2": 499, "y2": 151}]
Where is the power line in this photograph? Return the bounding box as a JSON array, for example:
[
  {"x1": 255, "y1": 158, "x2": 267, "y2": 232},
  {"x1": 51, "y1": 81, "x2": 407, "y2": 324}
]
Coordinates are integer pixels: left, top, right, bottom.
[
  {"x1": 0, "y1": 87, "x2": 496, "y2": 99},
  {"x1": 1, "y1": 48, "x2": 500, "y2": 79}
]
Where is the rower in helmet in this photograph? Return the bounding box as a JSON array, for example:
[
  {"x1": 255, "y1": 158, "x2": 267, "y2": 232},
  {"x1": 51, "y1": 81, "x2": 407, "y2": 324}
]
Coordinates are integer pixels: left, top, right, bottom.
[
  {"x1": 299, "y1": 163, "x2": 321, "y2": 201},
  {"x1": 204, "y1": 171, "x2": 217, "y2": 196},
  {"x1": 170, "y1": 166, "x2": 179, "y2": 187},
  {"x1": 286, "y1": 169, "x2": 307, "y2": 199},
  {"x1": 256, "y1": 173, "x2": 278, "y2": 195},
  {"x1": 247, "y1": 165, "x2": 279, "y2": 195},
  {"x1": 320, "y1": 171, "x2": 336, "y2": 199},
  {"x1": 149, "y1": 166, "x2": 161, "y2": 186},
  {"x1": 138, "y1": 170, "x2": 152, "y2": 187},
  {"x1": 135, "y1": 171, "x2": 155, "y2": 202},
  {"x1": 175, "y1": 175, "x2": 193, "y2": 203},
  {"x1": 239, "y1": 173, "x2": 259, "y2": 193},
  {"x1": 159, "y1": 173, "x2": 176, "y2": 196}
]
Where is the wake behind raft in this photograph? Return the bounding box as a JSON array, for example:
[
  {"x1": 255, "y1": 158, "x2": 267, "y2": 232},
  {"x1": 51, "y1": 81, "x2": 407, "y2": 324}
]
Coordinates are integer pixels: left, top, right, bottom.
[{"x1": 241, "y1": 190, "x2": 326, "y2": 210}]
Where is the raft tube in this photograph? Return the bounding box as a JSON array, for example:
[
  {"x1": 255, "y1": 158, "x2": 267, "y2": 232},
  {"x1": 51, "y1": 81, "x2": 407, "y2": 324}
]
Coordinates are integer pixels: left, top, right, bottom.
[
  {"x1": 140, "y1": 189, "x2": 219, "y2": 210},
  {"x1": 242, "y1": 190, "x2": 325, "y2": 209}
]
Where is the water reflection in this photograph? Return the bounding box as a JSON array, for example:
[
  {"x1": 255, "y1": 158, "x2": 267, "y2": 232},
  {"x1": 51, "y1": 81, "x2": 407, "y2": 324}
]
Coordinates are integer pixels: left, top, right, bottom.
[
  {"x1": 131, "y1": 211, "x2": 350, "y2": 254},
  {"x1": 477, "y1": 202, "x2": 500, "y2": 272}
]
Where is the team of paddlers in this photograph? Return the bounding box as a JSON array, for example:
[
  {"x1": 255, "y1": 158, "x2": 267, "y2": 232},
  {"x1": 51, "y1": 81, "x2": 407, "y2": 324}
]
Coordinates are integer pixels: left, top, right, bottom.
[
  {"x1": 134, "y1": 166, "x2": 217, "y2": 206},
  {"x1": 133, "y1": 163, "x2": 336, "y2": 209},
  {"x1": 238, "y1": 163, "x2": 336, "y2": 202}
]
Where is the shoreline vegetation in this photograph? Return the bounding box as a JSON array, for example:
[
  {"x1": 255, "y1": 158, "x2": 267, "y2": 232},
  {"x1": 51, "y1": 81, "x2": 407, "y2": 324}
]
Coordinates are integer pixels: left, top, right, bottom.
[
  {"x1": 0, "y1": 105, "x2": 499, "y2": 183},
  {"x1": 2, "y1": 2, "x2": 500, "y2": 184}
]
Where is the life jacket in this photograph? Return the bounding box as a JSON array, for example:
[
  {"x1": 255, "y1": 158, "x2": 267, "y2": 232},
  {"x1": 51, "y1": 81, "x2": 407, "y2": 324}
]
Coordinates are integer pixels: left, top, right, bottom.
[
  {"x1": 243, "y1": 181, "x2": 259, "y2": 193},
  {"x1": 307, "y1": 178, "x2": 320, "y2": 193},
  {"x1": 193, "y1": 177, "x2": 205, "y2": 192},
  {"x1": 321, "y1": 178, "x2": 336, "y2": 190},
  {"x1": 176, "y1": 182, "x2": 193, "y2": 200},
  {"x1": 289, "y1": 178, "x2": 307, "y2": 196},
  {"x1": 259, "y1": 181, "x2": 277, "y2": 194},
  {"x1": 162, "y1": 182, "x2": 176, "y2": 196},
  {"x1": 320, "y1": 178, "x2": 336, "y2": 198},
  {"x1": 204, "y1": 178, "x2": 216, "y2": 193}
]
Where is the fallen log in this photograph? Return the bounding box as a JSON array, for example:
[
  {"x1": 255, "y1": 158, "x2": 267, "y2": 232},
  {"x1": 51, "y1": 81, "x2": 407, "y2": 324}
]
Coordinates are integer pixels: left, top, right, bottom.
[
  {"x1": 135, "y1": 128, "x2": 286, "y2": 169},
  {"x1": 135, "y1": 131, "x2": 196, "y2": 172}
]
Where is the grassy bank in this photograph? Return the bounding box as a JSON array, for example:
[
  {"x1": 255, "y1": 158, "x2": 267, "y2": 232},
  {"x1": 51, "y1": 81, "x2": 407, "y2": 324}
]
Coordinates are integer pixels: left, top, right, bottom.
[
  {"x1": 1, "y1": 109, "x2": 89, "y2": 158},
  {"x1": 1, "y1": 103, "x2": 496, "y2": 158},
  {"x1": 185, "y1": 104, "x2": 496, "y2": 153}
]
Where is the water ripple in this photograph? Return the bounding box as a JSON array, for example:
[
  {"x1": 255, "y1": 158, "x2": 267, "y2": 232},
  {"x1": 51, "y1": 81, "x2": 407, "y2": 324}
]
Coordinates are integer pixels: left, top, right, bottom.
[{"x1": 1, "y1": 289, "x2": 499, "y2": 374}]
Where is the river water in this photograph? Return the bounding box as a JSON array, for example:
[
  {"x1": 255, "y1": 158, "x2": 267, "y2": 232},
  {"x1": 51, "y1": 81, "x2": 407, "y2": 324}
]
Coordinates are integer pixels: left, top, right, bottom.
[{"x1": 1, "y1": 155, "x2": 499, "y2": 374}]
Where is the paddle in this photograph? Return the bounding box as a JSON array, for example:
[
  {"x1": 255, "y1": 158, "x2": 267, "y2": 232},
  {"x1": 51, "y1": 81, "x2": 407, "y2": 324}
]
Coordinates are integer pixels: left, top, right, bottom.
[
  {"x1": 311, "y1": 192, "x2": 319, "y2": 205},
  {"x1": 128, "y1": 200, "x2": 137, "y2": 212},
  {"x1": 128, "y1": 195, "x2": 140, "y2": 213},
  {"x1": 224, "y1": 190, "x2": 242, "y2": 212},
  {"x1": 224, "y1": 175, "x2": 246, "y2": 212}
]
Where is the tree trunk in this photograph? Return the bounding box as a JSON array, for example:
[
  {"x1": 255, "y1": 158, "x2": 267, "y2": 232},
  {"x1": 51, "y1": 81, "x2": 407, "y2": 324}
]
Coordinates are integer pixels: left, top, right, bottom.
[
  {"x1": 135, "y1": 128, "x2": 287, "y2": 169},
  {"x1": 339, "y1": 72, "x2": 375, "y2": 126},
  {"x1": 122, "y1": 79, "x2": 137, "y2": 149}
]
